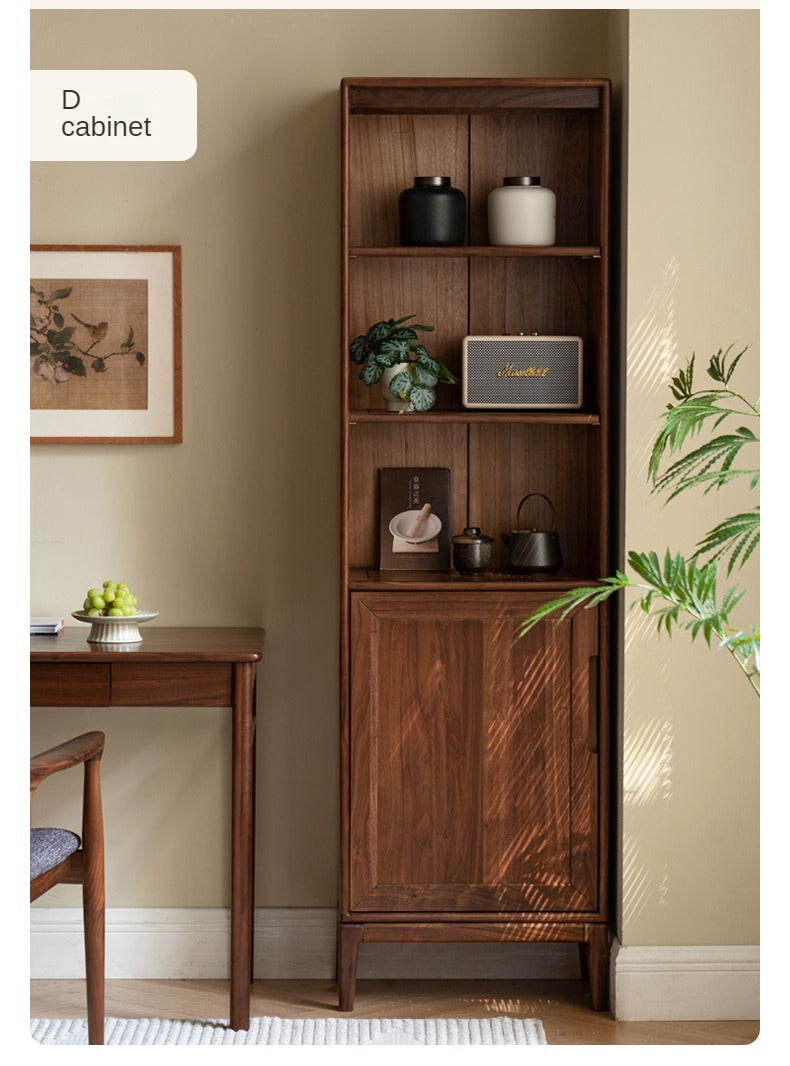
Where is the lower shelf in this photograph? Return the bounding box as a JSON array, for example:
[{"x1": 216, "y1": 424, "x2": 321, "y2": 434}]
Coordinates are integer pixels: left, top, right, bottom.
[{"x1": 348, "y1": 567, "x2": 596, "y2": 590}]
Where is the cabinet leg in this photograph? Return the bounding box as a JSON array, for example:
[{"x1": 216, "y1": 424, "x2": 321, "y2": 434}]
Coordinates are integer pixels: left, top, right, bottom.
[
  {"x1": 584, "y1": 924, "x2": 610, "y2": 1012},
  {"x1": 337, "y1": 923, "x2": 363, "y2": 1012},
  {"x1": 577, "y1": 941, "x2": 589, "y2": 983}
]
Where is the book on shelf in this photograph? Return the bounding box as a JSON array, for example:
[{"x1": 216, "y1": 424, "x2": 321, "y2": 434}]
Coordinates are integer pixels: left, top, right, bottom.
[
  {"x1": 379, "y1": 467, "x2": 451, "y2": 571},
  {"x1": 30, "y1": 616, "x2": 64, "y2": 635}
]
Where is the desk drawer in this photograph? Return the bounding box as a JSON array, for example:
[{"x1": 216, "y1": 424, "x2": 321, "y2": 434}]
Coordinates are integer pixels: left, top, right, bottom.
[
  {"x1": 111, "y1": 662, "x2": 233, "y2": 706},
  {"x1": 31, "y1": 664, "x2": 110, "y2": 706}
]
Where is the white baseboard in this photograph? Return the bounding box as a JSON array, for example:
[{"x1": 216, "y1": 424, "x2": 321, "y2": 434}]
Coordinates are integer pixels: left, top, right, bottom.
[
  {"x1": 32, "y1": 910, "x2": 759, "y2": 1020},
  {"x1": 611, "y1": 940, "x2": 759, "y2": 1021},
  {"x1": 30, "y1": 907, "x2": 580, "y2": 981}
]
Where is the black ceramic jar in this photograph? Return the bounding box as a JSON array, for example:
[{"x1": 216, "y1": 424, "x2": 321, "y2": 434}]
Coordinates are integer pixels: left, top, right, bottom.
[
  {"x1": 398, "y1": 176, "x2": 466, "y2": 246},
  {"x1": 451, "y1": 527, "x2": 494, "y2": 575}
]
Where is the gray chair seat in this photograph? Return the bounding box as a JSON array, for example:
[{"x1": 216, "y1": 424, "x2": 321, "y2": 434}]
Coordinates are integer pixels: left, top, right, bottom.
[{"x1": 31, "y1": 827, "x2": 81, "y2": 880}]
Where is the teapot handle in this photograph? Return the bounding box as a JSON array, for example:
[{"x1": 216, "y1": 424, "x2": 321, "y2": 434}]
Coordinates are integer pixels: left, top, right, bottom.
[{"x1": 516, "y1": 492, "x2": 555, "y2": 529}]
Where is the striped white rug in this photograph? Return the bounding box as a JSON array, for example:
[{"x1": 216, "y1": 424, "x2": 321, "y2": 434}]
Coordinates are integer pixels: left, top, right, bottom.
[{"x1": 31, "y1": 1015, "x2": 547, "y2": 1045}]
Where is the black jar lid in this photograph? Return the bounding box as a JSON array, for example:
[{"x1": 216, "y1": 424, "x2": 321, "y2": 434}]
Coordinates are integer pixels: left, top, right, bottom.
[
  {"x1": 452, "y1": 526, "x2": 494, "y2": 544},
  {"x1": 503, "y1": 176, "x2": 542, "y2": 186},
  {"x1": 413, "y1": 176, "x2": 452, "y2": 186}
]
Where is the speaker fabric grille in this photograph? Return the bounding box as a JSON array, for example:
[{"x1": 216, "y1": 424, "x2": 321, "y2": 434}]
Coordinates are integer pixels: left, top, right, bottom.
[{"x1": 462, "y1": 336, "x2": 582, "y2": 409}]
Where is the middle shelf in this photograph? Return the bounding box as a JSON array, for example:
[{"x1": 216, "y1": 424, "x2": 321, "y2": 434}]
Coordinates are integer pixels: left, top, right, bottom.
[
  {"x1": 345, "y1": 418, "x2": 607, "y2": 577},
  {"x1": 348, "y1": 409, "x2": 601, "y2": 425}
]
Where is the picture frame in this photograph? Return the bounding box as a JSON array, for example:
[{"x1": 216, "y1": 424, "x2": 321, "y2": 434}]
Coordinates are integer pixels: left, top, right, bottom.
[{"x1": 30, "y1": 245, "x2": 182, "y2": 443}]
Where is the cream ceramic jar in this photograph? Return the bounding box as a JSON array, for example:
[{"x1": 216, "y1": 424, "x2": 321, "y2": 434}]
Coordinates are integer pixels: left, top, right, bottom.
[{"x1": 487, "y1": 176, "x2": 556, "y2": 246}]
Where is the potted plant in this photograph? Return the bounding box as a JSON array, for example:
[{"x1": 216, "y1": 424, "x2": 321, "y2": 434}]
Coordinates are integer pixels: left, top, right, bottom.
[
  {"x1": 349, "y1": 314, "x2": 459, "y2": 412},
  {"x1": 517, "y1": 345, "x2": 760, "y2": 696}
]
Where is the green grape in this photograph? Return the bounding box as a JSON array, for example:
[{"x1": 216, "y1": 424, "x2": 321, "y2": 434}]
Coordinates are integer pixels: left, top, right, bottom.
[{"x1": 82, "y1": 579, "x2": 140, "y2": 617}]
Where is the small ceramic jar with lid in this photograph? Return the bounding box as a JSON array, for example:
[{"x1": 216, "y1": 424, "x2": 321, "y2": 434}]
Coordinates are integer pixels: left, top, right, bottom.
[
  {"x1": 487, "y1": 176, "x2": 556, "y2": 246},
  {"x1": 399, "y1": 176, "x2": 466, "y2": 246},
  {"x1": 451, "y1": 527, "x2": 494, "y2": 575}
]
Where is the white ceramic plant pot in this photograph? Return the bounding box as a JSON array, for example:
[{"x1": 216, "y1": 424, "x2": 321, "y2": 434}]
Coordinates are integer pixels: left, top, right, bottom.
[{"x1": 380, "y1": 362, "x2": 411, "y2": 412}]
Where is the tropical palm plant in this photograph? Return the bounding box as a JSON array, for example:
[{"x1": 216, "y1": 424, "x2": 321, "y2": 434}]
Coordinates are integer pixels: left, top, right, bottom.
[{"x1": 516, "y1": 345, "x2": 760, "y2": 697}]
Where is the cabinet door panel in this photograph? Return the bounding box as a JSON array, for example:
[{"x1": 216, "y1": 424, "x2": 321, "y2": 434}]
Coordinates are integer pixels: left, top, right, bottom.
[{"x1": 349, "y1": 592, "x2": 599, "y2": 914}]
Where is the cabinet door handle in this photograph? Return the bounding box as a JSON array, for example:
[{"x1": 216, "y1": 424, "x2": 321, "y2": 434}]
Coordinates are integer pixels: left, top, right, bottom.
[{"x1": 587, "y1": 656, "x2": 599, "y2": 754}]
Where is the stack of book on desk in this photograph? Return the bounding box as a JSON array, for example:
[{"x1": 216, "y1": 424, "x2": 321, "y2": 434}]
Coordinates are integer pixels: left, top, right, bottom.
[{"x1": 30, "y1": 616, "x2": 64, "y2": 635}]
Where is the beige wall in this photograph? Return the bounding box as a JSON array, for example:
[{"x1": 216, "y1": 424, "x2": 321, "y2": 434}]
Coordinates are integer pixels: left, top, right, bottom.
[
  {"x1": 623, "y1": 9, "x2": 759, "y2": 945},
  {"x1": 31, "y1": 7, "x2": 759, "y2": 954},
  {"x1": 30, "y1": 7, "x2": 622, "y2": 909}
]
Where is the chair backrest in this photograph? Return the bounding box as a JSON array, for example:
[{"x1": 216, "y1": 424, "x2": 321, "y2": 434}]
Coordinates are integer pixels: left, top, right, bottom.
[
  {"x1": 30, "y1": 730, "x2": 105, "y2": 900},
  {"x1": 30, "y1": 730, "x2": 106, "y2": 1044}
]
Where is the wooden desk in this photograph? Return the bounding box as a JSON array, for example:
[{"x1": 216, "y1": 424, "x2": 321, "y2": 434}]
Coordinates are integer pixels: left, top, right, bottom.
[{"x1": 30, "y1": 626, "x2": 266, "y2": 1031}]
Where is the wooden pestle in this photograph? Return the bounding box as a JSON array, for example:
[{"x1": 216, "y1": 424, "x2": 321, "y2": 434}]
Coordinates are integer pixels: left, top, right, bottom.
[{"x1": 406, "y1": 502, "x2": 432, "y2": 538}]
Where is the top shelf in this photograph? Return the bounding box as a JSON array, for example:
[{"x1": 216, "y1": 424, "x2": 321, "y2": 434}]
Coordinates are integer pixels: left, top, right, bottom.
[
  {"x1": 343, "y1": 78, "x2": 609, "y2": 115},
  {"x1": 350, "y1": 246, "x2": 602, "y2": 260}
]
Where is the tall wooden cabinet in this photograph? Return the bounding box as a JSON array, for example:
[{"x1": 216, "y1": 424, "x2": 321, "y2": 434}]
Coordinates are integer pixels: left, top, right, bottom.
[{"x1": 339, "y1": 78, "x2": 613, "y2": 1011}]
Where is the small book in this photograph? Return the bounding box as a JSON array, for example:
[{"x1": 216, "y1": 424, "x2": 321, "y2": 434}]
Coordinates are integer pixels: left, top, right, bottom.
[
  {"x1": 379, "y1": 467, "x2": 451, "y2": 570},
  {"x1": 30, "y1": 616, "x2": 64, "y2": 635}
]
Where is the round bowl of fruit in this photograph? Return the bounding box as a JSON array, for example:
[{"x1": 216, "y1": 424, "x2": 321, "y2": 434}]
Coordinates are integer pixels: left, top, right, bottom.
[{"x1": 72, "y1": 581, "x2": 158, "y2": 643}]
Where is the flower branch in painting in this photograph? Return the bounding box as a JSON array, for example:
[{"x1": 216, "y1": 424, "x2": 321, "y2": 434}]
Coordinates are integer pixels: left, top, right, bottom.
[{"x1": 30, "y1": 285, "x2": 146, "y2": 383}]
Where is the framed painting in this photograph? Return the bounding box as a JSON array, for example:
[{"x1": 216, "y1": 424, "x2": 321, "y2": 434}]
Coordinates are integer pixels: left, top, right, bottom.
[{"x1": 30, "y1": 245, "x2": 182, "y2": 443}]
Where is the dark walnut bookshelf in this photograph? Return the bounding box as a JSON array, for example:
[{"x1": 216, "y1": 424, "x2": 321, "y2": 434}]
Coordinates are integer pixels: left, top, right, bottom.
[{"x1": 339, "y1": 77, "x2": 614, "y2": 1012}]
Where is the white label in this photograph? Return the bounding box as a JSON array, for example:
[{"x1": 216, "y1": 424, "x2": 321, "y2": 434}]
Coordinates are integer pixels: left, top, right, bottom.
[{"x1": 31, "y1": 70, "x2": 197, "y2": 161}]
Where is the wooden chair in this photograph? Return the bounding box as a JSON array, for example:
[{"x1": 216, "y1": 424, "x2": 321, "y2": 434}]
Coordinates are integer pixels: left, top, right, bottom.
[{"x1": 30, "y1": 731, "x2": 106, "y2": 1045}]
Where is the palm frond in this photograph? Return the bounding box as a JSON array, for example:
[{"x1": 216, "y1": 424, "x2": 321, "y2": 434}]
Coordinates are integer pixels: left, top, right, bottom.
[
  {"x1": 707, "y1": 343, "x2": 749, "y2": 386},
  {"x1": 651, "y1": 428, "x2": 758, "y2": 499},
  {"x1": 648, "y1": 347, "x2": 758, "y2": 496},
  {"x1": 514, "y1": 574, "x2": 629, "y2": 639},
  {"x1": 624, "y1": 549, "x2": 744, "y2": 647},
  {"x1": 693, "y1": 510, "x2": 760, "y2": 573}
]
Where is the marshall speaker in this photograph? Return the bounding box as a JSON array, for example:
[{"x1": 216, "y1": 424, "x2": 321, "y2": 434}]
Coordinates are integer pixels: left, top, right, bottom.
[{"x1": 462, "y1": 334, "x2": 583, "y2": 409}]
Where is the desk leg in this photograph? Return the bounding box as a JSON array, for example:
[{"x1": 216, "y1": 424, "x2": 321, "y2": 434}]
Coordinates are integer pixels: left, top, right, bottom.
[
  {"x1": 230, "y1": 661, "x2": 255, "y2": 1030},
  {"x1": 250, "y1": 674, "x2": 258, "y2": 983}
]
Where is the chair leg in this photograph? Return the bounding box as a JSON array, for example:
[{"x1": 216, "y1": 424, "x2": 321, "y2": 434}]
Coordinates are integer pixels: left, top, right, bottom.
[
  {"x1": 83, "y1": 883, "x2": 104, "y2": 1044},
  {"x1": 83, "y1": 759, "x2": 105, "y2": 1045}
]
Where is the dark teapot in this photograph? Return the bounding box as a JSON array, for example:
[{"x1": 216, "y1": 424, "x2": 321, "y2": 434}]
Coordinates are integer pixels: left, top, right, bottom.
[{"x1": 502, "y1": 492, "x2": 563, "y2": 574}]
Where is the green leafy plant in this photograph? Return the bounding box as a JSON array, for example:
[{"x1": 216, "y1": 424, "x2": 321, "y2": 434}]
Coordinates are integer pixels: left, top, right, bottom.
[
  {"x1": 516, "y1": 345, "x2": 760, "y2": 696},
  {"x1": 350, "y1": 314, "x2": 460, "y2": 411}
]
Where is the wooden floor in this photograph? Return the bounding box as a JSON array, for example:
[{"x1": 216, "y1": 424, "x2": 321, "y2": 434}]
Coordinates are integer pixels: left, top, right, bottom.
[{"x1": 31, "y1": 978, "x2": 759, "y2": 1045}]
